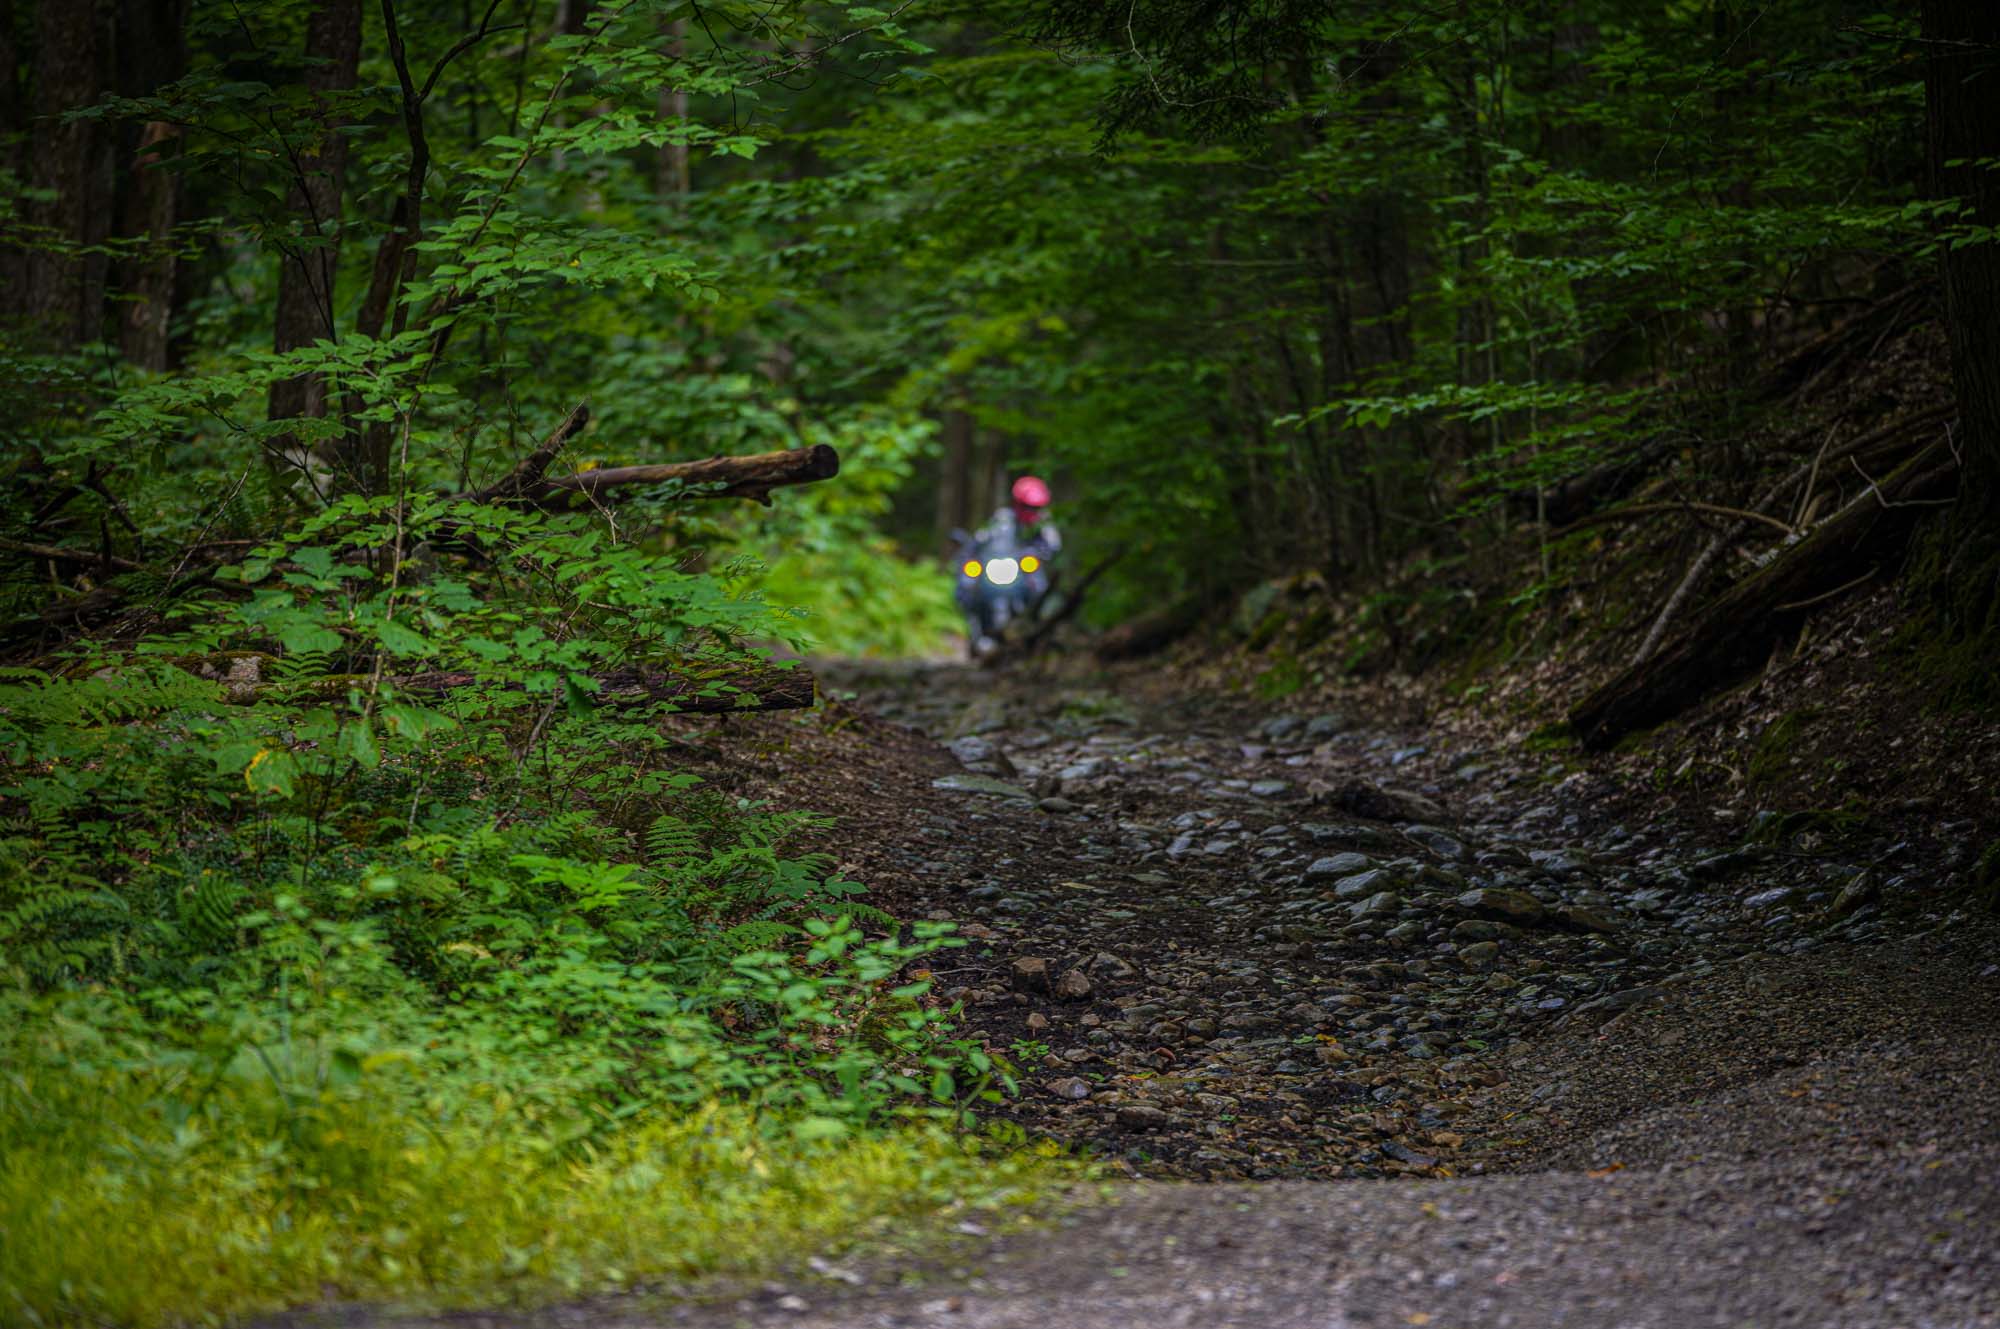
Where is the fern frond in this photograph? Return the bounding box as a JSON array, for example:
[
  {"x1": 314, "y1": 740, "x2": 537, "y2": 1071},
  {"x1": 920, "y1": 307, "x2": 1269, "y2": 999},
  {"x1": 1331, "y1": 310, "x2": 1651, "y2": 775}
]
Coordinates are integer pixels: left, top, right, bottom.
[
  {"x1": 644, "y1": 814, "x2": 701, "y2": 867},
  {"x1": 714, "y1": 920, "x2": 800, "y2": 955}
]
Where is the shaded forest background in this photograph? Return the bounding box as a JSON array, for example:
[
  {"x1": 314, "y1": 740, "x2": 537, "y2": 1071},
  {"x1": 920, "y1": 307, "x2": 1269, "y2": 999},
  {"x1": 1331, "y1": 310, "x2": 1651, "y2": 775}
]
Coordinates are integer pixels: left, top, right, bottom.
[{"x1": 5, "y1": 0, "x2": 1996, "y2": 652}]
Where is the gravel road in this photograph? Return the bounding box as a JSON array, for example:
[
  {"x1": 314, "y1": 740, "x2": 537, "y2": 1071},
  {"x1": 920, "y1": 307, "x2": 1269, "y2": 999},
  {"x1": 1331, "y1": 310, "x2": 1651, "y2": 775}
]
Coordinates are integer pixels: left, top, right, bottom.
[{"x1": 272, "y1": 664, "x2": 2000, "y2": 1328}]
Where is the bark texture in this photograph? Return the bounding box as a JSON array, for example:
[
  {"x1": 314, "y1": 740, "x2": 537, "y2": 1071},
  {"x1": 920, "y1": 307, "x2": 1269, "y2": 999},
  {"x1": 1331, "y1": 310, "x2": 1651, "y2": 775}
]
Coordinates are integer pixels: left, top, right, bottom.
[
  {"x1": 268, "y1": 0, "x2": 364, "y2": 444},
  {"x1": 516, "y1": 443, "x2": 842, "y2": 508},
  {"x1": 20, "y1": 0, "x2": 113, "y2": 348},
  {"x1": 112, "y1": 0, "x2": 192, "y2": 370},
  {"x1": 1923, "y1": 0, "x2": 2000, "y2": 521}
]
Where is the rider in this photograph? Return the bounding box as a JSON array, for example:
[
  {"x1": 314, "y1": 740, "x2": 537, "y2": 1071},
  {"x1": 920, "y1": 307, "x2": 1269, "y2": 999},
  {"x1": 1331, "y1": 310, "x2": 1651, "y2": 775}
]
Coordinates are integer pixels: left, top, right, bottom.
[
  {"x1": 993, "y1": 474, "x2": 1060, "y2": 562},
  {"x1": 956, "y1": 475, "x2": 1060, "y2": 652}
]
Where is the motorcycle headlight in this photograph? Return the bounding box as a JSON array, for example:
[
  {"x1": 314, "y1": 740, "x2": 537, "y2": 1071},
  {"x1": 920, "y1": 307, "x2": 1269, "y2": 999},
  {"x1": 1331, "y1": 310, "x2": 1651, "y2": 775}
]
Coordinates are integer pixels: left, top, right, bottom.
[
  {"x1": 1020, "y1": 555, "x2": 1040, "y2": 574},
  {"x1": 962, "y1": 560, "x2": 982, "y2": 578},
  {"x1": 986, "y1": 557, "x2": 1020, "y2": 586}
]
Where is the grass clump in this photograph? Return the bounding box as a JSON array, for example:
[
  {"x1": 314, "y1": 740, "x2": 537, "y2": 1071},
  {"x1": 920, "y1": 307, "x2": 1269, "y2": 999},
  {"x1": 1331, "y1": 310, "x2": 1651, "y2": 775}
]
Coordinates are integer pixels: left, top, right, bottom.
[{"x1": 1, "y1": 998, "x2": 1067, "y2": 1327}]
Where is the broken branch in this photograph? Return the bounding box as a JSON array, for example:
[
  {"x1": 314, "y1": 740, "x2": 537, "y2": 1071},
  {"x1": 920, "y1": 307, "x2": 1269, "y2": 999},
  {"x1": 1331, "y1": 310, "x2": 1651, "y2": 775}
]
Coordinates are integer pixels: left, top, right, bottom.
[{"x1": 515, "y1": 442, "x2": 842, "y2": 508}]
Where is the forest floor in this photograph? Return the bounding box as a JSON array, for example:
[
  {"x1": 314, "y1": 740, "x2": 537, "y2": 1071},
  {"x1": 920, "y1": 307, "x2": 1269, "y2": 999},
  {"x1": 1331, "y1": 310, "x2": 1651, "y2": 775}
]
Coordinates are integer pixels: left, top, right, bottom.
[{"x1": 284, "y1": 657, "x2": 2000, "y2": 1328}]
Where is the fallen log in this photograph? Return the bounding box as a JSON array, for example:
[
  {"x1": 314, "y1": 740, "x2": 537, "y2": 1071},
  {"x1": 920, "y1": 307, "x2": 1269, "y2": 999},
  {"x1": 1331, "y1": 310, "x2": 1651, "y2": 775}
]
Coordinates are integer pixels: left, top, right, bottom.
[
  {"x1": 1096, "y1": 594, "x2": 1211, "y2": 662},
  {"x1": 514, "y1": 442, "x2": 841, "y2": 509},
  {"x1": 1570, "y1": 439, "x2": 1958, "y2": 749},
  {"x1": 455, "y1": 402, "x2": 839, "y2": 509},
  {"x1": 1513, "y1": 437, "x2": 1674, "y2": 528},
  {"x1": 0, "y1": 536, "x2": 144, "y2": 572}
]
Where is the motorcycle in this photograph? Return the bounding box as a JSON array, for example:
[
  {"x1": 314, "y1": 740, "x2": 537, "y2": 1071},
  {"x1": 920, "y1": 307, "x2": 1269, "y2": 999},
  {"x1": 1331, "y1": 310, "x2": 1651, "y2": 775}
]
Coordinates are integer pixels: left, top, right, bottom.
[{"x1": 952, "y1": 523, "x2": 1052, "y2": 656}]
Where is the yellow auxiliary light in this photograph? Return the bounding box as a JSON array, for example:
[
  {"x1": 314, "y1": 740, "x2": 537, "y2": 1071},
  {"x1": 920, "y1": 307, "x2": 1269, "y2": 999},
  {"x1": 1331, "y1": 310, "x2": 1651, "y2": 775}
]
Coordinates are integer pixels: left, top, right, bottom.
[
  {"x1": 1020, "y1": 555, "x2": 1041, "y2": 573},
  {"x1": 962, "y1": 560, "x2": 982, "y2": 578}
]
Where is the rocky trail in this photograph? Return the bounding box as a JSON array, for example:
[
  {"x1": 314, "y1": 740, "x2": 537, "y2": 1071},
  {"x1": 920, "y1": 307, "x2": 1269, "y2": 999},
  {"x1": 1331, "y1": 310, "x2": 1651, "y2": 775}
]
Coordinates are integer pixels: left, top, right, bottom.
[{"x1": 307, "y1": 663, "x2": 2000, "y2": 1328}]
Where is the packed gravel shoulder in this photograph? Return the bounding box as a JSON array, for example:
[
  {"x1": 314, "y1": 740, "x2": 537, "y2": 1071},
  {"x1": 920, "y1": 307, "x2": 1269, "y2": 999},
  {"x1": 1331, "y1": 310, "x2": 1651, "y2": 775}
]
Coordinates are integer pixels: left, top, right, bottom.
[
  {"x1": 1467, "y1": 922, "x2": 2000, "y2": 1175},
  {"x1": 632, "y1": 922, "x2": 2000, "y2": 1329}
]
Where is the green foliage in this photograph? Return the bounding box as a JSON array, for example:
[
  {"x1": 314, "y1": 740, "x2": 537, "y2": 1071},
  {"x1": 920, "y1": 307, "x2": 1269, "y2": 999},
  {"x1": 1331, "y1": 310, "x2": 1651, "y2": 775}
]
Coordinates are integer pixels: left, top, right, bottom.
[
  {"x1": 0, "y1": 987, "x2": 1066, "y2": 1327},
  {"x1": 0, "y1": 491, "x2": 1037, "y2": 1320}
]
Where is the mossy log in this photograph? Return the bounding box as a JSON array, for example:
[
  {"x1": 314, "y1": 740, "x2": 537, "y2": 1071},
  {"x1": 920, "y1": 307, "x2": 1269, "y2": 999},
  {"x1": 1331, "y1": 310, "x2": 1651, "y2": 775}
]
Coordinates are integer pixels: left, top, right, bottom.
[{"x1": 1570, "y1": 440, "x2": 1957, "y2": 750}]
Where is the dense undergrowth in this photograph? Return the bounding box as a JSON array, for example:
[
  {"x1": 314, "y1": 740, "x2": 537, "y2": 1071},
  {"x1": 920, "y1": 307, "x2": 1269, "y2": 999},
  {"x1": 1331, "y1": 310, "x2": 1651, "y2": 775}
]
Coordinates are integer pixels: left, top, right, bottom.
[
  {"x1": 3, "y1": 11, "x2": 1066, "y2": 1319},
  {"x1": 0, "y1": 499, "x2": 1059, "y2": 1327}
]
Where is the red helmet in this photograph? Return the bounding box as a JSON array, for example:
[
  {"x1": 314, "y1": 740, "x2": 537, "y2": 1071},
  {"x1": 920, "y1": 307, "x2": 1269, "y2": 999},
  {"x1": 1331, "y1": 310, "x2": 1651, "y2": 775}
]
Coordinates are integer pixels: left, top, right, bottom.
[{"x1": 1011, "y1": 475, "x2": 1051, "y2": 509}]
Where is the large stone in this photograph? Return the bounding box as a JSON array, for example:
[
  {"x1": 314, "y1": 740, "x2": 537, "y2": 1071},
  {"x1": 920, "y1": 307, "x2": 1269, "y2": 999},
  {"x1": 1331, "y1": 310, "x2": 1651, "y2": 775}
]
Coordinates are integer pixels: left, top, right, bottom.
[
  {"x1": 1089, "y1": 952, "x2": 1139, "y2": 980},
  {"x1": 1456, "y1": 887, "x2": 1547, "y2": 924},
  {"x1": 1116, "y1": 1104, "x2": 1171, "y2": 1130},
  {"x1": 1829, "y1": 872, "x2": 1878, "y2": 919},
  {"x1": 947, "y1": 735, "x2": 1017, "y2": 777},
  {"x1": 1403, "y1": 825, "x2": 1467, "y2": 861},
  {"x1": 1327, "y1": 780, "x2": 1446, "y2": 824},
  {"x1": 1053, "y1": 968, "x2": 1094, "y2": 1001},
  {"x1": 1554, "y1": 903, "x2": 1619, "y2": 933},
  {"x1": 1458, "y1": 940, "x2": 1501, "y2": 969},
  {"x1": 1348, "y1": 890, "x2": 1403, "y2": 920},
  {"x1": 1333, "y1": 868, "x2": 1395, "y2": 900},
  {"x1": 1742, "y1": 886, "x2": 1799, "y2": 911},
  {"x1": 1009, "y1": 957, "x2": 1051, "y2": 993},
  {"x1": 1259, "y1": 714, "x2": 1305, "y2": 741},
  {"x1": 1305, "y1": 713, "x2": 1347, "y2": 739},
  {"x1": 931, "y1": 773, "x2": 1034, "y2": 801},
  {"x1": 1306, "y1": 852, "x2": 1374, "y2": 882}
]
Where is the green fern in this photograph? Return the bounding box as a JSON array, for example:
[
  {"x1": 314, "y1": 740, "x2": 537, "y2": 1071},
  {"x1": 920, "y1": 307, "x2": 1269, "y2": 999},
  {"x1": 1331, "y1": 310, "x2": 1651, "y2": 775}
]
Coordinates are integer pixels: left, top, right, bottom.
[
  {"x1": 715, "y1": 920, "x2": 801, "y2": 955},
  {"x1": 179, "y1": 870, "x2": 246, "y2": 948},
  {"x1": 643, "y1": 814, "x2": 701, "y2": 867},
  {"x1": 0, "y1": 665, "x2": 219, "y2": 731}
]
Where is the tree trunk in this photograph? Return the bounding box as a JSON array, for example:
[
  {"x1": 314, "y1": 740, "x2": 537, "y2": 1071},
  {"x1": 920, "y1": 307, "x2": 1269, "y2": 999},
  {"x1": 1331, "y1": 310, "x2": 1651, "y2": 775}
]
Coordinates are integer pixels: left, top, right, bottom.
[
  {"x1": 0, "y1": 0, "x2": 26, "y2": 314},
  {"x1": 20, "y1": 0, "x2": 114, "y2": 349},
  {"x1": 267, "y1": 0, "x2": 363, "y2": 469},
  {"x1": 655, "y1": 18, "x2": 689, "y2": 201},
  {"x1": 1924, "y1": 0, "x2": 2000, "y2": 520},
  {"x1": 112, "y1": 0, "x2": 192, "y2": 370},
  {"x1": 936, "y1": 405, "x2": 974, "y2": 558}
]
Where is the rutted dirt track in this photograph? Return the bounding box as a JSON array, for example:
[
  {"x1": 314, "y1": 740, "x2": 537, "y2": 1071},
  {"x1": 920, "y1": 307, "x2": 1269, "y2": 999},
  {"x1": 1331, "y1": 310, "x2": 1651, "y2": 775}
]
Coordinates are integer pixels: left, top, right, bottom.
[{"x1": 313, "y1": 663, "x2": 2000, "y2": 1327}]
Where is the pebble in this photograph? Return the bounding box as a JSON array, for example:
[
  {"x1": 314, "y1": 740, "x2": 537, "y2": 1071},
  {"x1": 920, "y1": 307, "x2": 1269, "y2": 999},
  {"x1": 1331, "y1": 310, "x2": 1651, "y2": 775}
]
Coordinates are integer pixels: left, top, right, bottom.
[
  {"x1": 1010, "y1": 957, "x2": 1051, "y2": 992},
  {"x1": 1055, "y1": 969, "x2": 1094, "y2": 1001}
]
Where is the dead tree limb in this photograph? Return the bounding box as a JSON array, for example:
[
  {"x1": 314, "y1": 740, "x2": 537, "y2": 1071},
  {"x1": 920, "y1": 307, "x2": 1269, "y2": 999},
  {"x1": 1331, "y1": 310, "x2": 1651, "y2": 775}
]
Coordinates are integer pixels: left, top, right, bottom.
[
  {"x1": 1556, "y1": 500, "x2": 1798, "y2": 539},
  {"x1": 1571, "y1": 439, "x2": 1957, "y2": 749},
  {"x1": 510, "y1": 443, "x2": 841, "y2": 509},
  {"x1": 459, "y1": 401, "x2": 592, "y2": 502},
  {"x1": 0, "y1": 536, "x2": 144, "y2": 572},
  {"x1": 1628, "y1": 410, "x2": 1954, "y2": 666}
]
